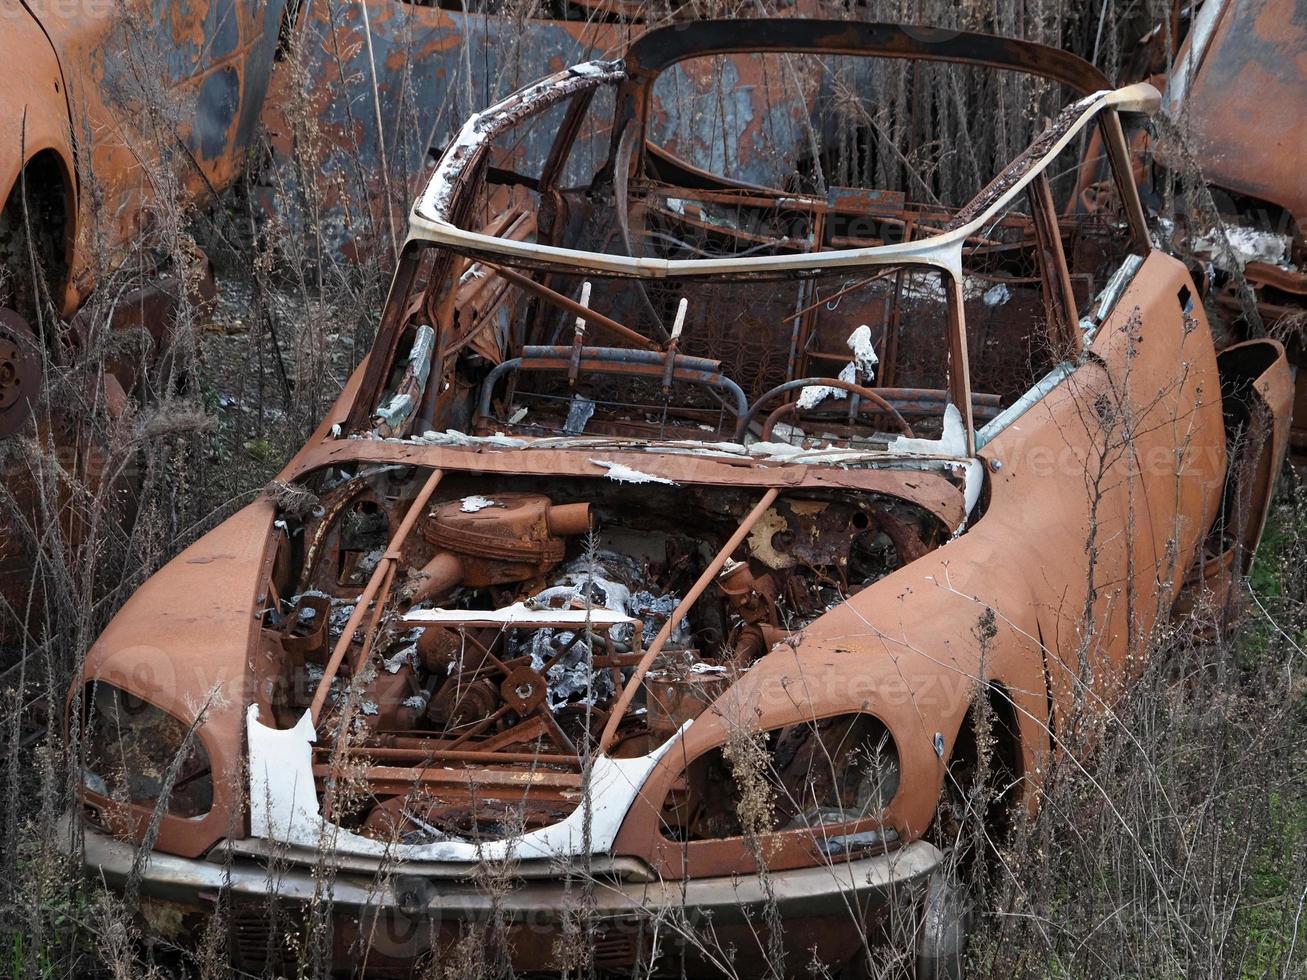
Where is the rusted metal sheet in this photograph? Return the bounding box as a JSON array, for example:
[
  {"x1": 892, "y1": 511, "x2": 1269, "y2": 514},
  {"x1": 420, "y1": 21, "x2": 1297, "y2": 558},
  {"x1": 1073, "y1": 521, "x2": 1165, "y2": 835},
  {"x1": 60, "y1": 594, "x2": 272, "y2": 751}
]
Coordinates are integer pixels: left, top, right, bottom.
[
  {"x1": 15, "y1": 0, "x2": 286, "y2": 309},
  {"x1": 67, "y1": 18, "x2": 1288, "y2": 976},
  {"x1": 1157, "y1": 0, "x2": 1307, "y2": 453},
  {"x1": 0, "y1": 2, "x2": 280, "y2": 644},
  {"x1": 255, "y1": 2, "x2": 641, "y2": 265},
  {"x1": 1166, "y1": 0, "x2": 1307, "y2": 227}
]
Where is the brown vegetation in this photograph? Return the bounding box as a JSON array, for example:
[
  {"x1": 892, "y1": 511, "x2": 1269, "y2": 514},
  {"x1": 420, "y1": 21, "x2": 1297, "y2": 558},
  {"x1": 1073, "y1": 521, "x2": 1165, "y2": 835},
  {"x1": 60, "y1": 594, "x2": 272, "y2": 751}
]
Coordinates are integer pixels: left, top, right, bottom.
[{"x1": 0, "y1": 1, "x2": 1303, "y2": 978}]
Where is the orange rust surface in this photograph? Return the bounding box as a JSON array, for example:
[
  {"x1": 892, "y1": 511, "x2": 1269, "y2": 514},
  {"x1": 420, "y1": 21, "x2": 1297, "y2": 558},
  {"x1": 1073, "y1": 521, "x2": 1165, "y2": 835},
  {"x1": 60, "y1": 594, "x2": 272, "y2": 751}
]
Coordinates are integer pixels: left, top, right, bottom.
[
  {"x1": 8, "y1": 1, "x2": 285, "y2": 312},
  {"x1": 1176, "y1": 0, "x2": 1307, "y2": 226},
  {"x1": 64, "y1": 18, "x2": 1294, "y2": 971}
]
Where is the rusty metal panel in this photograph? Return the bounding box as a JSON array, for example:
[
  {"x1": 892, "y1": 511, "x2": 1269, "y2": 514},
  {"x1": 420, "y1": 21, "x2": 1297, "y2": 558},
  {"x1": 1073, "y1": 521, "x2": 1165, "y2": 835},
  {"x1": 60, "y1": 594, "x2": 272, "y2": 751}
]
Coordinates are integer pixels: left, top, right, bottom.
[
  {"x1": 1171, "y1": 0, "x2": 1307, "y2": 225},
  {"x1": 255, "y1": 2, "x2": 641, "y2": 263},
  {"x1": 22, "y1": 0, "x2": 286, "y2": 298}
]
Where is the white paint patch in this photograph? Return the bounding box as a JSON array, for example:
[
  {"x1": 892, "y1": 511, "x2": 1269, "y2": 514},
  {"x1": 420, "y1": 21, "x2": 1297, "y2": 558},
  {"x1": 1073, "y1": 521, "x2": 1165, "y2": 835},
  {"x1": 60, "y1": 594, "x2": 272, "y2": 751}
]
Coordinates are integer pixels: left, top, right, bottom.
[
  {"x1": 460, "y1": 495, "x2": 498, "y2": 513},
  {"x1": 962, "y1": 458, "x2": 984, "y2": 517},
  {"x1": 590, "y1": 459, "x2": 676, "y2": 485},
  {"x1": 415, "y1": 429, "x2": 529, "y2": 449},
  {"x1": 382, "y1": 645, "x2": 416, "y2": 674},
  {"x1": 797, "y1": 363, "x2": 857, "y2": 410},
  {"x1": 374, "y1": 392, "x2": 414, "y2": 430},
  {"x1": 889, "y1": 403, "x2": 968, "y2": 457},
  {"x1": 402, "y1": 603, "x2": 635, "y2": 629},
  {"x1": 248, "y1": 705, "x2": 685, "y2": 861},
  {"x1": 797, "y1": 383, "x2": 842, "y2": 410},
  {"x1": 1195, "y1": 225, "x2": 1295, "y2": 273},
  {"x1": 798, "y1": 328, "x2": 880, "y2": 410},
  {"x1": 983, "y1": 283, "x2": 1011, "y2": 307},
  {"x1": 847, "y1": 325, "x2": 879, "y2": 378},
  {"x1": 950, "y1": 458, "x2": 986, "y2": 537}
]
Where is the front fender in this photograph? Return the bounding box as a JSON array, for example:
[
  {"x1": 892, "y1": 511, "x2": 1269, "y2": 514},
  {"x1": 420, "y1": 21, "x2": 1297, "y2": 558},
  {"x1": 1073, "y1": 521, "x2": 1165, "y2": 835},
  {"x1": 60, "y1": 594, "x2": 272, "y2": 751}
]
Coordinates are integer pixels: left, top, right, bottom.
[
  {"x1": 612, "y1": 541, "x2": 1049, "y2": 879},
  {"x1": 74, "y1": 501, "x2": 278, "y2": 858}
]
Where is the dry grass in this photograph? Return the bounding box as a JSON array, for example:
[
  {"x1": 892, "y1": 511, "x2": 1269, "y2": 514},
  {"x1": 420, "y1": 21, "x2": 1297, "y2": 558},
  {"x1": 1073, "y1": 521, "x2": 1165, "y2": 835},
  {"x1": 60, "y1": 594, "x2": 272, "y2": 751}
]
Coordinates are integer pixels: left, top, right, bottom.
[{"x1": 0, "y1": 0, "x2": 1304, "y2": 977}]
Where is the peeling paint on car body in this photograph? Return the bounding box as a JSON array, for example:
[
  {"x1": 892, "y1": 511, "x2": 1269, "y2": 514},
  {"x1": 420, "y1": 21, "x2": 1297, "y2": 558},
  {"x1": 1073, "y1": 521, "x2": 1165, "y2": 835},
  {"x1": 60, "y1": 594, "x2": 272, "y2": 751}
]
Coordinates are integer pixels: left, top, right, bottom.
[{"x1": 66, "y1": 18, "x2": 1293, "y2": 976}]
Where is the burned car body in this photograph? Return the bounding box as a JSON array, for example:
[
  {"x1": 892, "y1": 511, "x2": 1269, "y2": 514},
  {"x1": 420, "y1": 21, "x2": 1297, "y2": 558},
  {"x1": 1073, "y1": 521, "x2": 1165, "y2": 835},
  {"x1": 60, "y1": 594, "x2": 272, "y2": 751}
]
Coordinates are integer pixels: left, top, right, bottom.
[
  {"x1": 69, "y1": 20, "x2": 1291, "y2": 976},
  {"x1": 1, "y1": 0, "x2": 287, "y2": 642},
  {"x1": 1156, "y1": 0, "x2": 1307, "y2": 453},
  {"x1": 1, "y1": 0, "x2": 286, "y2": 317}
]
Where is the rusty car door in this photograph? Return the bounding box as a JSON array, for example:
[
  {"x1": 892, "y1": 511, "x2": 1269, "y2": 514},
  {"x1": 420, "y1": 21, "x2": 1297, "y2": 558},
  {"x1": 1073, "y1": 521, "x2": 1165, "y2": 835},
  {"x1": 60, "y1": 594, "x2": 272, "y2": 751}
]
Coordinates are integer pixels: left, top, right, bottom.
[{"x1": 973, "y1": 112, "x2": 1228, "y2": 751}]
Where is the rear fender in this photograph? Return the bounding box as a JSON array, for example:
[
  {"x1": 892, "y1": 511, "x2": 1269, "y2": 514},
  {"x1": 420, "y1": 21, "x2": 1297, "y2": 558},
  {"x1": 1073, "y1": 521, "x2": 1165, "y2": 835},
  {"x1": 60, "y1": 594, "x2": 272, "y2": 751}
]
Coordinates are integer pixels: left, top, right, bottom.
[{"x1": 1215, "y1": 338, "x2": 1293, "y2": 574}]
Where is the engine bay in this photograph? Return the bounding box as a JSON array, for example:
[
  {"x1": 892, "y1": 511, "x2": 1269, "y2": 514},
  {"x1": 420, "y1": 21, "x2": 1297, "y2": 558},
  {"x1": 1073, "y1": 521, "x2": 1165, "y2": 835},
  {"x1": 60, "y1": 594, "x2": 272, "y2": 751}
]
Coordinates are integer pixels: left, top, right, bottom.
[{"x1": 257, "y1": 464, "x2": 953, "y2": 841}]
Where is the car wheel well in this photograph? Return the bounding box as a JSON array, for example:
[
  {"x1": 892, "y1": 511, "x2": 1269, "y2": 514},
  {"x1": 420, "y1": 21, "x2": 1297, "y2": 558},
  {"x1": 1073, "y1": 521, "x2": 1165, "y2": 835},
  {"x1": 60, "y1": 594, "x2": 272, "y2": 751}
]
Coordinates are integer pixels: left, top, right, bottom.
[
  {"x1": 0, "y1": 150, "x2": 71, "y2": 322},
  {"x1": 942, "y1": 682, "x2": 1024, "y2": 846}
]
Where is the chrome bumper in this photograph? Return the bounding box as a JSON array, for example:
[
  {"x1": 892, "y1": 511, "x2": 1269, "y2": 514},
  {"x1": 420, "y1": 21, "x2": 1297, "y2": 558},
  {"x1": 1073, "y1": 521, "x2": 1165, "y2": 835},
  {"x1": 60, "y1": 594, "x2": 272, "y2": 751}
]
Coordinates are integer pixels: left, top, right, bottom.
[{"x1": 67, "y1": 813, "x2": 943, "y2": 966}]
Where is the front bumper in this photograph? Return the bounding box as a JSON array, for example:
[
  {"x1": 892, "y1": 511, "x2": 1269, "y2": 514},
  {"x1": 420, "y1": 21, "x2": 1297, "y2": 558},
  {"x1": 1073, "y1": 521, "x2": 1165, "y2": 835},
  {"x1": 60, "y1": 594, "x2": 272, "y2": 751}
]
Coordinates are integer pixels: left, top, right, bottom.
[{"x1": 69, "y1": 815, "x2": 943, "y2": 971}]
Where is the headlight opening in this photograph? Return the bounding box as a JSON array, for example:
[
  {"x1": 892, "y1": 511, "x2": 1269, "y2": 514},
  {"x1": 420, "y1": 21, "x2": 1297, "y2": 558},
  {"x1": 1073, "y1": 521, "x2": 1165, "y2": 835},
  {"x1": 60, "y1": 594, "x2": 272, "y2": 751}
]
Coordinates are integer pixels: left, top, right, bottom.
[
  {"x1": 80, "y1": 682, "x2": 214, "y2": 819},
  {"x1": 660, "y1": 712, "x2": 900, "y2": 842}
]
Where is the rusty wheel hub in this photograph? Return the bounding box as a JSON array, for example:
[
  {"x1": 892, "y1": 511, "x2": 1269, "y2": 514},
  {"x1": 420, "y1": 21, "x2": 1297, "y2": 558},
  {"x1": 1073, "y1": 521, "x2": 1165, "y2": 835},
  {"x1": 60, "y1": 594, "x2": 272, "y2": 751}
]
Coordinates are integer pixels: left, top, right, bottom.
[
  {"x1": 500, "y1": 665, "x2": 548, "y2": 715},
  {"x1": 0, "y1": 309, "x2": 38, "y2": 437}
]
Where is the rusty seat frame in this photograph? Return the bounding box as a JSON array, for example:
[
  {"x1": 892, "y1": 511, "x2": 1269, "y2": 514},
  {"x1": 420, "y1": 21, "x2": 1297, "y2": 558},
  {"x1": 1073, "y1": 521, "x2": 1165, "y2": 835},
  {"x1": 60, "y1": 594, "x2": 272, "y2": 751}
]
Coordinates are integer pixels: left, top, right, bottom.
[{"x1": 476, "y1": 344, "x2": 749, "y2": 428}]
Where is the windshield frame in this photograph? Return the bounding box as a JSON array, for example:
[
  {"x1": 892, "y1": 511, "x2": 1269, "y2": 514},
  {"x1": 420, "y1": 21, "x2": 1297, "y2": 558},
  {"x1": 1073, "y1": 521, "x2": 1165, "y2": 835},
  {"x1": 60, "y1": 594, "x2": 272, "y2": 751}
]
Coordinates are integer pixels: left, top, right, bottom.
[
  {"x1": 409, "y1": 21, "x2": 1156, "y2": 283},
  {"x1": 356, "y1": 21, "x2": 1159, "y2": 455}
]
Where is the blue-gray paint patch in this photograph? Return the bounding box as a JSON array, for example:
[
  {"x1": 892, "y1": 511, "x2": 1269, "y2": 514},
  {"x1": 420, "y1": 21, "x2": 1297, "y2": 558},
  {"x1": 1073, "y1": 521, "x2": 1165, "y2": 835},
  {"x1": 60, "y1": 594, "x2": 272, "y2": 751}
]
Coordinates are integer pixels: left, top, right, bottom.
[
  {"x1": 235, "y1": 0, "x2": 288, "y2": 151},
  {"x1": 206, "y1": 0, "x2": 242, "y2": 61},
  {"x1": 194, "y1": 66, "x2": 241, "y2": 160},
  {"x1": 149, "y1": 0, "x2": 203, "y2": 83}
]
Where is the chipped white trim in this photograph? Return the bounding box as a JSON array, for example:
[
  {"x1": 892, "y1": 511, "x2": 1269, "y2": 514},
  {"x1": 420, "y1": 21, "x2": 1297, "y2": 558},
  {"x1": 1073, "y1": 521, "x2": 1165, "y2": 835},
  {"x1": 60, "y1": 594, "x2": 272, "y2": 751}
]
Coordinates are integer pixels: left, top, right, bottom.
[
  {"x1": 361, "y1": 428, "x2": 977, "y2": 467},
  {"x1": 590, "y1": 459, "x2": 677, "y2": 484},
  {"x1": 401, "y1": 604, "x2": 635, "y2": 628},
  {"x1": 418, "y1": 60, "x2": 625, "y2": 222},
  {"x1": 410, "y1": 81, "x2": 1156, "y2": 283},
  {"x1": 889, "y1": 403, "x2": 968, "y2": 457},
  {"x1": 956, "y1": 458, "x2": 985, "y2": 534},
  {"x1": 975, "y1": 361, "x2": 1076, "y2": 450},
  {"x1": 963, "y1": 457, "x2": 983, "y2": 516},
  {"x1": 374, "y1": 325, "x2": 436, "y2": 429},
  {"x1": 248, "y1": 705, "x2": 686, "y2": 861},
  {"x1": 1092, "y1": 253, "x2": 1145, "y2": 326}
]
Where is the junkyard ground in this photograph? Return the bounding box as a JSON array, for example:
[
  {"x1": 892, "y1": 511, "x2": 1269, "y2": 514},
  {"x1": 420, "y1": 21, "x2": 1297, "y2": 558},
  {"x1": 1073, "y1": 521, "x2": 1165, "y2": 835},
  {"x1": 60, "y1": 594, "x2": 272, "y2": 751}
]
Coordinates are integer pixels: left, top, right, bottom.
[{"x1": 1, "y1": 1, "x2": 1306, "y2": 976}]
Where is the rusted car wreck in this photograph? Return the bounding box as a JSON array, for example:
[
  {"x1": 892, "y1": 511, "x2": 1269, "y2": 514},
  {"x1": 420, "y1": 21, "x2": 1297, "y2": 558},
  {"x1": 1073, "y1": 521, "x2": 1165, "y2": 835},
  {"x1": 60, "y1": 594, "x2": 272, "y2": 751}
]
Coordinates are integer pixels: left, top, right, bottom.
[
  {"x1": 1, "y1": 0, "x2": 286, "y2": 641},
  {"x1": 68, "y1": 20, "x2": 1291, "y2": 977},
  {"x1": 1155, "y1": 0, "x2": 1307, "y2": 453}
]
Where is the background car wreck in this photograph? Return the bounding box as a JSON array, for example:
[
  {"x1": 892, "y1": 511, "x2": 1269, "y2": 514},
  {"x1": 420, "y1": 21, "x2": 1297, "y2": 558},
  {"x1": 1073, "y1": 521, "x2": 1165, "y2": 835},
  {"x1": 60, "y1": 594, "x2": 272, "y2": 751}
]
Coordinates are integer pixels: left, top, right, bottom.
[
  {"x1": 0, "y1": 0, "x2": 287, "y2": 646},
  {"x1": 1154, "y1": 0, "x2": 1307, "y2": 455},
  {"x1": 65, "y1": 19, "x2": 1295, "y2": 977}
]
